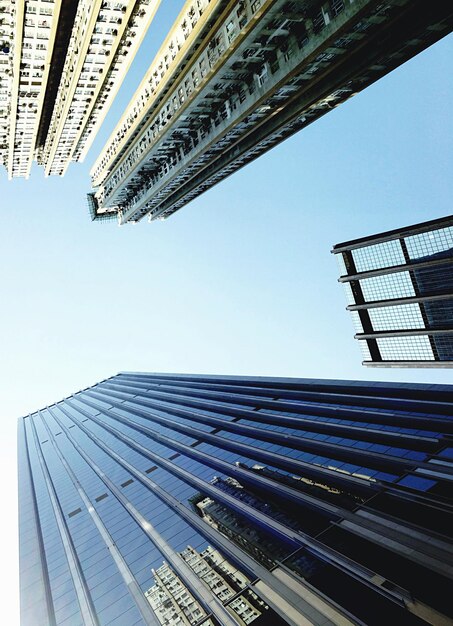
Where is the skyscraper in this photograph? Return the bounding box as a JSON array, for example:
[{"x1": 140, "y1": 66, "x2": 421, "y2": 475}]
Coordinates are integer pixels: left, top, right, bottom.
[
  {"x1": 333, "y1": 215, "x2": 453, "y2": 367},
  {"x1": 18, "y1": 371, "x2": 453, "y2": 625},
  {"x1": 87, "y1": 0, "x2": 453, "y2": 224},
  {"x1": 0, "y1": 0, "x2": 161, "y2": 179}
]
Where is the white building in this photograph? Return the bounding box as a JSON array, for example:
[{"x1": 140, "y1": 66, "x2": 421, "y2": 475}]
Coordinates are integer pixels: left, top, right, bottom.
[
  {"x1": 0, "y1": 0, "x2": 160, "y2": 179},
  {"x1": 2, "y1": 0, "x2": 61, "y2": 178},
  {"x1": 0, "y1": 1, "x2": 14, "y2": 169},
  {"x1": 39, "y1": 0, "x2": 161, "y2": 176},
  {"x1": 181, "y1": 545, "x2": 263, "y2": 625},
  {"x1": 87, "y1": 0, "x2": 453, "y2": 224},
  {"x1": 145, "y1": 544, "x2": 264, "y2": 626},
  {"x1": 145, "y1": 560, "x2": 214, "y2": 626}
]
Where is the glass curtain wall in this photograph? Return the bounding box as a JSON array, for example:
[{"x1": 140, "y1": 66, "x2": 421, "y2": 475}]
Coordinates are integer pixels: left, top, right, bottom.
[
  {"x1": 19, "y1": 372, "x2": 453, "y2": 626},
  {"x1": 333, "y1": 215, "x2": 453, "y2": 367}
]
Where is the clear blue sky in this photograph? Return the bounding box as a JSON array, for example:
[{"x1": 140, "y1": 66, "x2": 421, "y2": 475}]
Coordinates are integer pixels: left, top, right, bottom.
[{"x1": 1, "y1": 2, "x2": 451, "y2": 622}]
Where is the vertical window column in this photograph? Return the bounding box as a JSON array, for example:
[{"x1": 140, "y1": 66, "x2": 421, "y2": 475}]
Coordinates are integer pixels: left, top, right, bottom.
[{"x1": 400, "y1": 237, "x2": 439, "y2": 360}]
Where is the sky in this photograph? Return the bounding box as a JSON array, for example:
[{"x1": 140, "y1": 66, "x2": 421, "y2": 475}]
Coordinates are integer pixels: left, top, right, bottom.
[{"x1": 0, "y1": 2, "x2": 452, "y2": 622}]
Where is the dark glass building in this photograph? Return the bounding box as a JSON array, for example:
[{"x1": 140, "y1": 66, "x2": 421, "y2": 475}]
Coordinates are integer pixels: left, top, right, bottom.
[
  {"x1": 332, "y1": 215, "x2": 453, "y2": 367},
  {"x1": 19, "y1": 372, "x2": 453, "y2": 626}
]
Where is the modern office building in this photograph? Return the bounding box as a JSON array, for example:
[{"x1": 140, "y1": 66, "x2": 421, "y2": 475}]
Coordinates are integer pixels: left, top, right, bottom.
[
  {"x1": 0, "y1": 0, "x2": 160, "y2": 179},
  {"x1": 87, "y1": 0, "x2": 453, "y2": 224},
  {"x1": 18, "y1": 371, "x2": 453, "y2": 626},
  {"x1": 333, "y1": 215, "x2": 453, "y2": 367}
]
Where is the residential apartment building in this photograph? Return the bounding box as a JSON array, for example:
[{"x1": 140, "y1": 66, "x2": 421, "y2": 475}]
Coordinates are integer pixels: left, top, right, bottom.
[
  {"x1": 0, "y1": 0, "x2": 160, "y2": 179},
  {"x1": 0, "y1": 2, "x2": 13, "y2": 169},
  {"x1": 333, "y1": 215, "x2": 453, "y2": 367},
  {"x1": 145, "y1": 546, "x2": 262, "y2": 626},
  {"x1": 145, "y1": 560, "x2": 214, "y2": 626},
  {"x1": 87, "y1": 0, "x2": 453, "y2": 223},
  {"x1": 2, "y1": 0, "x2": 61, "y2": 178},
  {"x1": 18, "y1": 371, "x2": 453, "y2": 625}
]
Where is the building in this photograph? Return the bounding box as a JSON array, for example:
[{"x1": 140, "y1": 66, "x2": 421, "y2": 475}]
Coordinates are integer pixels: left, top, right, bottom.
[
  {"x1": 18, "y1": 371, "x2": 453, "y2": 625},
  {"x1": 145, "y1": 560, "x2": 214, "y2": 626},
  {"x1": 87, "y1": 0, "x2": 453, "y2": 223},
  {"x1": 333, "y1": 215, "x2": 453, "y2": 367},
  {"x1": 145, "y1": 545, "x2": 263, "y2": 625},
  {"x1": 180, "y1": 545, "x2": 263, "y2": 625},
  {"x1": 0, "y1": 0, "x2": 161, "y2": 179},
  {"x1": 0, "y1": 0, "x2": 14, "y2": 171}
]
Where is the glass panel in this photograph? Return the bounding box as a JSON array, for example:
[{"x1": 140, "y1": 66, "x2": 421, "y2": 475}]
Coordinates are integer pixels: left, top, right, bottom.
[
  {"x1": 350, "y1": 311, "x2": 364, "y2": 332},
  {"x1": 405, "y1": 226, "x2": 453, "y2": 260},
  {"x1": 358, "y1": 339, "x2": 372, "y2": 361},
  {"x1": 424, "y1": 299, "x2": 453, "y2": 329},
  {"x1": 342, "y1": 282, "x2": 356, "y2": 305},
  {"x1": 368, "y1": 303, "x2": 425, "y2": 331},
  {"x1": 359, "y1": 272, "x2": 415, "y2": 302},
  {"x1": 397, "y1": 475, "x2": 436, "y2": 491},
  {"x1": 432, "y1": 334, "x2": 453, "y2": 361},
  {"x1": 413, "y1": 262, "x2": 453, "y2": 296},
  {"x1": 335, "y1": 252, "x2": 348, "y2": 276},
  {"x1": 439, "y1": 447, "x2": 453, "y2": 459},
  {"x1": 352, "y1": 239, "x2": 405, "y2": 272},
  {"x1": 376, "y1": 335, "x2": 434, "y2": 361}
]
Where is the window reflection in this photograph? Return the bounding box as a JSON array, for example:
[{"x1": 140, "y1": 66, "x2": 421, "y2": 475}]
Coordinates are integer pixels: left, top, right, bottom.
[{"x1": 145, "y1": 542, "x2": 270, "y2": 626}]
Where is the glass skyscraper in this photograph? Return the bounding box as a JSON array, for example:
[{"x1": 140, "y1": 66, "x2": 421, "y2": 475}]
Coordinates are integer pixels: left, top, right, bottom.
[
  {"x1": 19, "y1": 372, "x2": 453, "y2": 626},
  {"x1": 333, "y1": 215, "x2": 453, "y2": 367}
]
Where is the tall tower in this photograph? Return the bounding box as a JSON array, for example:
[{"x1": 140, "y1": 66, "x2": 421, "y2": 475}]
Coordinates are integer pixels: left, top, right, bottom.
[
  {"x1": 0, "y1": 0, "x2": 161, "y2": 179},
  {"x1": 18, "y1": 371, "x2": 453, "y2": 625},
  {"x1": 87, "y1": 0, "x2": 453, "y2": 223}
]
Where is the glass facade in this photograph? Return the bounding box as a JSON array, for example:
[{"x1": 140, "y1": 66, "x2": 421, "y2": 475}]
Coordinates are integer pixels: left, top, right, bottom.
[
  {"x1": 19, "y1": 372, "x2": 453, "y2": 626},
  {"x1": 332, "y1": 215, "x2": 453, "y2": 367}
]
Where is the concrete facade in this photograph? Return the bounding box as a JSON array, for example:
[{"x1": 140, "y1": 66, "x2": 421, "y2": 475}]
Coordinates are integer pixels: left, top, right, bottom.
[
  {"x1": 87, "y1": 0, "x2": 453, "y2": 223},
  {"x1": 0, "y1": 0, "x2": 161, "y2": 179}
]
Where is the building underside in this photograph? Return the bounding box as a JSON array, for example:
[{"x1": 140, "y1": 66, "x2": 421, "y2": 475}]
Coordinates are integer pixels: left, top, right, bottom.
[
  {"x1": 18, "y1": 372, "x2": 453, "y2": 625},
  {"x1": 0, "y1": 0, "x2": 160, "y2": 179},
  {"x1": 333, "y1": 214, "x2": 453, "y2": 368},
  {"x1": 88, "y1": 0, "x2": 453, "y2": 224},
  {"x1": 34, "y1": 0, "x2": 79, "y2": 153}
]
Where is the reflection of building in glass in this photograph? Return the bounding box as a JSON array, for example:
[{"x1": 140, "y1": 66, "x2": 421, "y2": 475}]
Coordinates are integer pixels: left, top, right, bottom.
[
  {"x1": 18, "y1": 372, "x2": 453, "y2": 625},
  {"x1": 333, "y1": 215, "x2": 453, "y2": 367},
  {"x1": 195, "y1": 495, "x2": 279, "y2": 570},
  {"x1": 192, "y1": 477, "x2": 299, "y2": 569},
  {"x1": 87, "y1": 1, "x2": 453, "y2": 223},
  {"x1": 146, "y1": 546, "x2": 264, "y2": 626},
  {"x1": 181, "y1": 546, "x2": 258, "y2": 617},
  {"x1": 146, "y1": 560, "x2": 214, "y2": 626}
]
